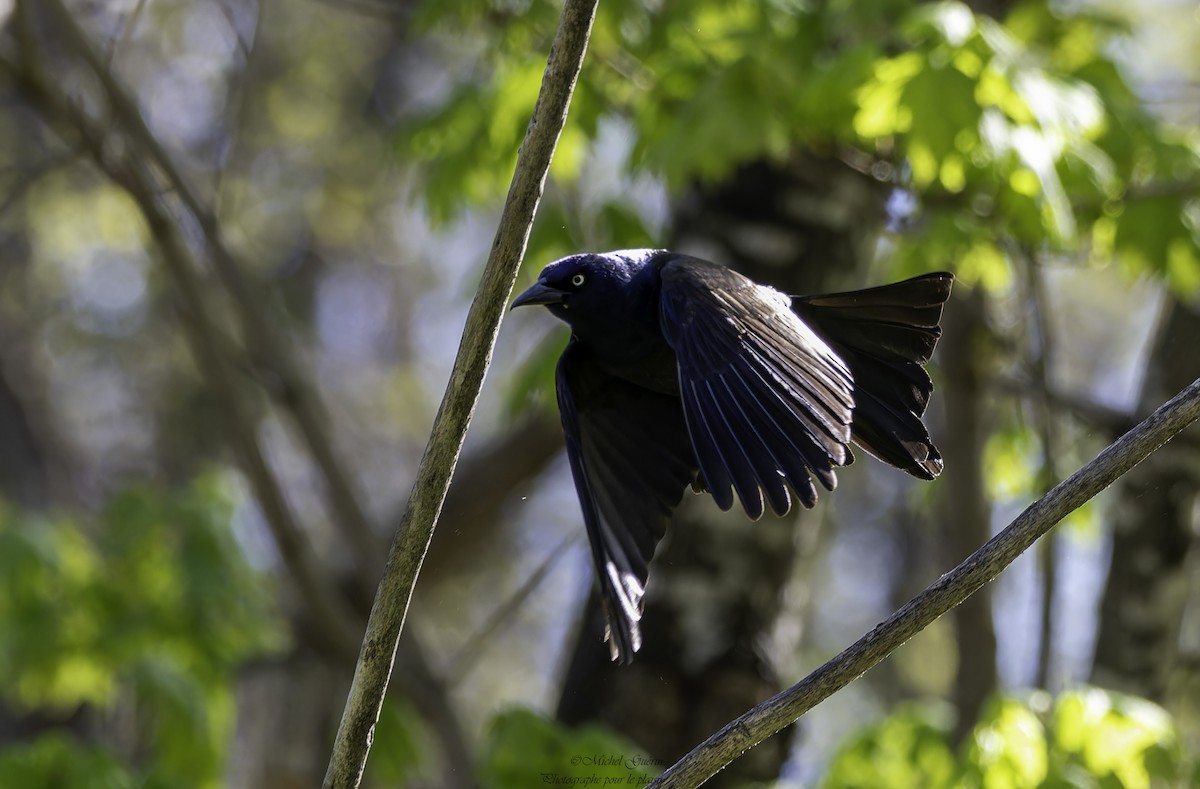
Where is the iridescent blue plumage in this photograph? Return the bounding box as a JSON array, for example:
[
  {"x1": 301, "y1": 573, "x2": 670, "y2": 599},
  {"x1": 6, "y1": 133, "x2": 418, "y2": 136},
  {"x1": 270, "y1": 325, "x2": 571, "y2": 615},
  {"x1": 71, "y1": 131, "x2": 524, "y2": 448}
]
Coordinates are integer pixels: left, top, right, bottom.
[{"x1": 512, "y1": 249, "x2": 952, "y2": 662}]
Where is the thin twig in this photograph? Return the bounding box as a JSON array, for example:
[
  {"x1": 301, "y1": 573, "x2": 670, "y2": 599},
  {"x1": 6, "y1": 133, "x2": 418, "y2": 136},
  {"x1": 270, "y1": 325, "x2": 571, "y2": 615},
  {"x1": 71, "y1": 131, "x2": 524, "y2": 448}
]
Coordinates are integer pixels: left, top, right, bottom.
[
  {"x1": 445, "y1": 532, "x2": 580, "y2": 684},
  {"x1": 209, "y1": 0, "x2": 261, "y2": 203},
  {"x1": 210, "y1": 0, "x2": 255, "y2": 59},
  {"x1": 107, "y1": 0, "x2": 149, "y2": 64},
  {"x1": 647, "y1": 377, "x2": 1200, "y2": 788},
  {"x1": 321, "y1": 0, "x2": 599, "y2": 784},
  {"x1": 418, "y1": 413, "x2": 562, "y2": 580}
]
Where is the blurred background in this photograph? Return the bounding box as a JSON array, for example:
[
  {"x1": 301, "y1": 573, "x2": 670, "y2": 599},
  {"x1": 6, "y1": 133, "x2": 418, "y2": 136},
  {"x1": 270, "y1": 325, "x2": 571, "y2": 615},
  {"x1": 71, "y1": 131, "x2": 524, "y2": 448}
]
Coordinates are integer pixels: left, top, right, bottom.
[{"x1": 0, "y1": 0, "x2": 1198, "y2": 786}]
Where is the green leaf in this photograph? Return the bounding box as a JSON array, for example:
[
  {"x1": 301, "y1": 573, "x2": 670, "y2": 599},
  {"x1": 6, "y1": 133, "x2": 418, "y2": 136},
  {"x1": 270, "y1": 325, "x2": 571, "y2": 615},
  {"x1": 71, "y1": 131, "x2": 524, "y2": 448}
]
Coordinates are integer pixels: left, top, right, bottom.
[
  {"x1": 367, "y1": 696, "x2": 432, "y2": 785},
  {"x1": 598, "y1": 201, "x2": 656, "y2": 248},
  {"x1": 481, "y1": 708, "x2": 663, "y2": 789},
  {"x1": 1111, "y1": 194, "x2": 1200, "y2": 296},
  {"x1": 820, "y1": 702, "x2": 958, "y2": 789},
  {"x1": 0, "y1": 734, "x2": 135, "y2": 789},
  {"x1": 984, "y1": 423, "x2": 1040, "y2": 501},
  {"x1": 1053, "y1": 688, "x2": 1181, "y2": 789},
  {"x1": 904, "y1": 1, "x2": 977, "y2": 47},
  {"x1": 891, "y1": 211, "x2": 1013, "y2": 292},
  {"x1": 0, "y1": 473, "x2": 285, "y2": 787},
  {"x1": 965, "y1": 696, "x2": 1050, "y2": 788},
  {"x1": 903, "y1": 62, "x2": 982, "y2": 184},
  {"x1": 854, "y1": 52, "x2": 924, "y2": 139}
]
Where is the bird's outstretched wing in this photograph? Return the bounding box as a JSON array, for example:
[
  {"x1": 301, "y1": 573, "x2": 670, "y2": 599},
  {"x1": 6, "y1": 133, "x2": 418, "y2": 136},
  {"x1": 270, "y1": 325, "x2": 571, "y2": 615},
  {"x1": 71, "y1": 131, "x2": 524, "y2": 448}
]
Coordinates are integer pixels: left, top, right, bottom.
[
  {"x1": 793, "y1": 273, "x2": 953, "y2": 479},
  {"x1": 658, "y1": 256, "x2": 855, "y2": 519},
  {"x1": 556, "y1": 339, "x2": 698, "y2": 663}
]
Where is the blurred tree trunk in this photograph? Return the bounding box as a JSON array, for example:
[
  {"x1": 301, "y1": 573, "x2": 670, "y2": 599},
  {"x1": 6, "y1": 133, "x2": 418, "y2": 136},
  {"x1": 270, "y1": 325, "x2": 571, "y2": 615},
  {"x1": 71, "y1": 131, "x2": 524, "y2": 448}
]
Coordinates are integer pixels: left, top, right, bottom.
[
  {"x1": 556, "y1": 156, "x2": 889, "y2": 786},
  {"x1": 0, "y1": 353, "x2": 49, "y2": 509},
  {"x1": 0, "y1": 362, "x2": 67, "y2": 743},
  {"x1": 915, "y1": 0, "x2": 1016, "y2": 747},
  {"x1": 0, "y1": 243, "x2": 54, "y2": 510},
  {"x1": 937, "y1": 288, "x2": 998, "y2": 742},
  {"x1": 229, "y1": 651, "x2": 343, "y2": 789},
  {"x1": 0, "y1": 241, "x2": 68, "y2": 744},
  {"x1": 1090, "y1": 299, "x2": 1200, "y2": 703}
]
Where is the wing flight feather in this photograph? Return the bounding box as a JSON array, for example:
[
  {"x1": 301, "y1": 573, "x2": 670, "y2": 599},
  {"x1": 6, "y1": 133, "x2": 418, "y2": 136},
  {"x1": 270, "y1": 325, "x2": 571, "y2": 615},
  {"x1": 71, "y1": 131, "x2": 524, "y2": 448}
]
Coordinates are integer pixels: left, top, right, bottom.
[
  {"x1": 659, "y1": 256, "x2": 855, "y2": 517},
  {"x1": 556, "y1": 340, "x2": 698, "y2": 662}
]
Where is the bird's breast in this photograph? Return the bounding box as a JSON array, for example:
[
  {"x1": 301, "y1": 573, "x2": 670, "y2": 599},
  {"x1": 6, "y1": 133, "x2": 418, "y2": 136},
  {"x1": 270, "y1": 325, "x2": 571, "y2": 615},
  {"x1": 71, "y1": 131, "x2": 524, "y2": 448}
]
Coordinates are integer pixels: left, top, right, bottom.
[{"x1": 594, "y1": 343, "x2": 681, "y2": 397}]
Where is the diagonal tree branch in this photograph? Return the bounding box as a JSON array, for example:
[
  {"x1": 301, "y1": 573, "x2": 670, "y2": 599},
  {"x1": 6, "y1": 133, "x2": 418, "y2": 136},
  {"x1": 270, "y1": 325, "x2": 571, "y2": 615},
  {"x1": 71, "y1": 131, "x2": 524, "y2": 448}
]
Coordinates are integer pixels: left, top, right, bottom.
[
  {"x1": 444, "y1": 532, "x2": 580, "y2": 685},
  {"x1": 9, "y1": 6, "x2": 477, "y2": 783},
  {"x1": 321, "y1": 0, "x2": 599, "y2": 785},
  {"x1": 9, "y1": 4, "x2": 363, "y2": 654},
  {"x1": 36, "y1": 0, "x2": 383, "y2": 577},
  {"x1": 150, "y1": 211, "x2": 366, "y2": 656},
  {"x1": 648, "y1": 376, "x2": 1200, "y2": 789}
]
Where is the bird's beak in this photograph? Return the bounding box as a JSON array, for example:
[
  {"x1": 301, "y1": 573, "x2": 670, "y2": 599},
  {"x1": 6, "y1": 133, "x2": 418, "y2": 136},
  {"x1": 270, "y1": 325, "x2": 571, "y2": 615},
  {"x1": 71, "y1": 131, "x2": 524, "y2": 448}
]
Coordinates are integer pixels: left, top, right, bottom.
[{"x1": 511, "y1": 279, "x2": 565, "y2": 310}]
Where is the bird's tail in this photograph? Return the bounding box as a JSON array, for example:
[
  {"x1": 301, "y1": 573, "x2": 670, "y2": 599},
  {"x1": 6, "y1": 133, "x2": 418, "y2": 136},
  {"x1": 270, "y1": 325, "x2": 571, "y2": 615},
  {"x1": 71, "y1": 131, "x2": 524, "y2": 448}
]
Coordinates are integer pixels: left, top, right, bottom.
[{"x1": 792, "y1": 273, "x2": 954, "y2": 480}]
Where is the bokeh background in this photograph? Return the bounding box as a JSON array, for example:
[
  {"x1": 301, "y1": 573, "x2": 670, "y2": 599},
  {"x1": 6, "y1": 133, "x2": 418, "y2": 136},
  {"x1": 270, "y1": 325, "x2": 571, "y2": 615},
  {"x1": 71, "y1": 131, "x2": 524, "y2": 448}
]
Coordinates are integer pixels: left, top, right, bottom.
[{"x1": 0, "y1": 0, "x2": 1198, "y2": 786}]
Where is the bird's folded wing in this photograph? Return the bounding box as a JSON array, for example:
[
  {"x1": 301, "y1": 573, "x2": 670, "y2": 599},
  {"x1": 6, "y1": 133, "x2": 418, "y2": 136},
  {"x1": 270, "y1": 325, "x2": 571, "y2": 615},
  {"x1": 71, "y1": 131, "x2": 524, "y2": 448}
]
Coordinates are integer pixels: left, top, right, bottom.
[
  {"x1": 658, "y1": 256, "x2": 855, "y2": 519},
  {"x1": 556, "y1": 340, "x2": 698, "y2": 663}
]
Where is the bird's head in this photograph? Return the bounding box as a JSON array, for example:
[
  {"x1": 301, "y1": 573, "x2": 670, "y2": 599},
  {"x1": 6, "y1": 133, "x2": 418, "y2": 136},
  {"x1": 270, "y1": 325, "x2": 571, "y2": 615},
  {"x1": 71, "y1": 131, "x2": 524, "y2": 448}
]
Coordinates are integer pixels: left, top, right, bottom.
[{"x1": 511, "y1": 249, "x2": 666, "y2": 333}]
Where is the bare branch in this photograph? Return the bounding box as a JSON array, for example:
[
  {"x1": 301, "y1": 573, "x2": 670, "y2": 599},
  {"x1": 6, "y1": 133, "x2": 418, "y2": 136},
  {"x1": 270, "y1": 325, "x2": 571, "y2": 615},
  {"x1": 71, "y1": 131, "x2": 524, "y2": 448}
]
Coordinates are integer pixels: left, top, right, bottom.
[
  {"x1": 107, "y1": 0, "x2": 149, "y2": 64},
  {"x1": 11, "y1": 6, "x2": 363, "y2": 654},
  {"x1": 444, "y1": 532, "x2": 579, "y2": 685},
  {"x1": 12, "y1": 3, "x2": 477, "y2": 781},
  {"x1": 994, "y1": 374, "x2": 1134, "y2": 434},
  {"x1": 152, "y1": 211, "x2": 365, "y2": 657},
  {"x1": 421, "y1": 412, "x2": 562, "y2": 582},
  {"x1": 35, "y1": 0, "x2": 383, "y2": 577},
  {"x1": 321, "y1": 0, "x2": 599, "y2": 785},
  {"x1": 647, "y1": 376, "x2": 1200, "y2": 788}
]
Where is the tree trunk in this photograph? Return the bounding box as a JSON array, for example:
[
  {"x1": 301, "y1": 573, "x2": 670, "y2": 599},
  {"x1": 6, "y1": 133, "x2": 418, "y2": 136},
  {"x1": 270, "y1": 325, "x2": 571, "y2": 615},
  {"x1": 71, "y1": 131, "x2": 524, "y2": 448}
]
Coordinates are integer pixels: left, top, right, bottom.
[
  {"x1": 1090, "y1": 300, "x2": 1200, "y2": 702},
  {"x1": 937, "y1": 288, "x2": 999, "y2": 742}
]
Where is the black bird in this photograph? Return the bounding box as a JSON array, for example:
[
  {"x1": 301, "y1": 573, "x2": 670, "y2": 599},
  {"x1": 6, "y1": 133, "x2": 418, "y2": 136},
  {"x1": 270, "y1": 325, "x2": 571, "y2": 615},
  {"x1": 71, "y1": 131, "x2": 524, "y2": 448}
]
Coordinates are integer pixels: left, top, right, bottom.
[{"x1": 512, "y1": 249, "x2": 952, "y2": 662}]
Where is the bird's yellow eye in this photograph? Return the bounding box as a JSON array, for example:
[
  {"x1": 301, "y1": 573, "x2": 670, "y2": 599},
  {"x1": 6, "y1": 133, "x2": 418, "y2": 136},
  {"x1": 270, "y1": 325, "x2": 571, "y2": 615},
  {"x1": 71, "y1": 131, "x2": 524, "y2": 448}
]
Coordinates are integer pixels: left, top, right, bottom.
[{"x1": 571, "y1": 273, "x2": 586, "y2": 287}]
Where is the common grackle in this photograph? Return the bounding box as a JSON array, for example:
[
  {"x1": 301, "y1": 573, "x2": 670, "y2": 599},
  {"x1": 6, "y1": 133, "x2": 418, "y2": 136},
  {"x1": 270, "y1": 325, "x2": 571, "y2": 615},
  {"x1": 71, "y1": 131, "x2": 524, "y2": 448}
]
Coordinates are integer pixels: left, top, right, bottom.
[{"x1": 512, "y1": 249, "x2": 952, "y2": 662}]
